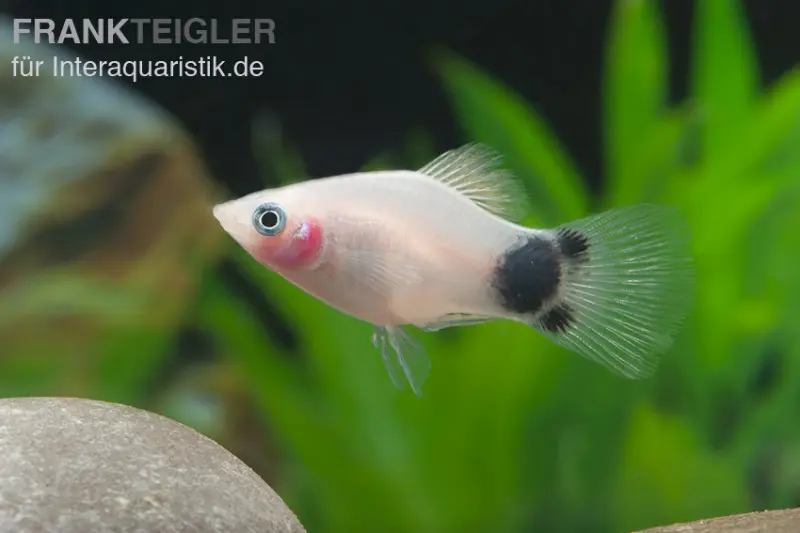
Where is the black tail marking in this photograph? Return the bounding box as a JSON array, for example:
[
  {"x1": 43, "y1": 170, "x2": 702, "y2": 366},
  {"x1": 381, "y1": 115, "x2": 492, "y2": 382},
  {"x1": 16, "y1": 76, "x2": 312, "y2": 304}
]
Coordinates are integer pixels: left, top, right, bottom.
[
  {"x1": 555, "y1": 228, "x2": 589, "y2": 262},
  {"x1": 491, "y1": 235, "x2": 561, "y2": 315},
  {"x1": 538, "y1": 302, "x2": 575, "y2": 334}
]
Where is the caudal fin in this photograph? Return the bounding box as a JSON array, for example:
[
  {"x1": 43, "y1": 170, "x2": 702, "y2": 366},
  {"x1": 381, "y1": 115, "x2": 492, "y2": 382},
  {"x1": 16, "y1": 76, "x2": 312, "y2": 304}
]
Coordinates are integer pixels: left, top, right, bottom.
[{"x1": 532, "y1": 204, "x2": 695, "y2": 378}]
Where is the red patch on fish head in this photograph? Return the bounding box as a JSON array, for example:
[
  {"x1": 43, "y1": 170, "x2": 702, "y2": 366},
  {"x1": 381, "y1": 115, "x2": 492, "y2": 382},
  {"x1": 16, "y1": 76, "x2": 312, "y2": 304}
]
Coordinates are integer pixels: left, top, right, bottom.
[{"x1": 257, "y1": 218, "x2": 325, "y2": 270}]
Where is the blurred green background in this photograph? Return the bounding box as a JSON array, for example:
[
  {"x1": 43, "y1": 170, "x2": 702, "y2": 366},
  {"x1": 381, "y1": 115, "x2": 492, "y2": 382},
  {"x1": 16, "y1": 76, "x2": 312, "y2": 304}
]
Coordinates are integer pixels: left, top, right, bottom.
[{"x1": 2, "y1": 0, "x2": 800, "y2": 531}]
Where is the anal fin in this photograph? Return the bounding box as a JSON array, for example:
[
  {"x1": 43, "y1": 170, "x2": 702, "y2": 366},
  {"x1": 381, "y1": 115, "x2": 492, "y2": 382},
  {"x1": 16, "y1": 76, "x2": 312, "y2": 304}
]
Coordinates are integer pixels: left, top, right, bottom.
[{"x1": 416, "y1": 313, "x2": 496, "y2": 332}]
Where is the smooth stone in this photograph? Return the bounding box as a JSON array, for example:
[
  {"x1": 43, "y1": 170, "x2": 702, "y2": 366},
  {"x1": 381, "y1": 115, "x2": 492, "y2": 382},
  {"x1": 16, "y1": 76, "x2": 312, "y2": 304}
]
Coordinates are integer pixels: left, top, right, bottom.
[
  {"x1": 0, "y1": 397, "x2": 306, "y2": 533},
  {"x1": 635, "y1": 508, "x2": 800, "y2": 533}
]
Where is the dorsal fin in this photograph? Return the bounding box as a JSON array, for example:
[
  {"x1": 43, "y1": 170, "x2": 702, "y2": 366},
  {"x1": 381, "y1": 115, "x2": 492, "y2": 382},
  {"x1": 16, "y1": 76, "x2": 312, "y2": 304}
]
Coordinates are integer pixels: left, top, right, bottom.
[{"x1": 418, "y1": 143, "x2": 529, "y2": 221}]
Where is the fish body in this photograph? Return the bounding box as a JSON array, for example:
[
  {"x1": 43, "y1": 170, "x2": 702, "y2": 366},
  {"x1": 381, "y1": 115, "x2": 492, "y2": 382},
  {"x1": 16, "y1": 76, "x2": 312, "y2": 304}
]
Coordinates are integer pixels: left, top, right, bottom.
[{"x1": 213, "y1": 144, "x2": 694, "y2": 396}]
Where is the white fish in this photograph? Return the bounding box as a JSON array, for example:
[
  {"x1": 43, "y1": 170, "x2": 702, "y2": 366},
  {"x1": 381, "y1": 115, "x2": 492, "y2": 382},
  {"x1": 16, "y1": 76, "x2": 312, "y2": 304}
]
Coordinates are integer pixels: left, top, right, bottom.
[{"x1": 213, "y1": 143, "x2": 694, "y2": 396}]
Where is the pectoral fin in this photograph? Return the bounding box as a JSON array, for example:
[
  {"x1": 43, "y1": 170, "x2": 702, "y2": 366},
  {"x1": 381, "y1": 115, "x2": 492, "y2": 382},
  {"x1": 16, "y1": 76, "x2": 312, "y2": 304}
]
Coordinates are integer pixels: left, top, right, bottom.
[{"x1": 372, "y1": 325, "x2": 430, "y2": 397}]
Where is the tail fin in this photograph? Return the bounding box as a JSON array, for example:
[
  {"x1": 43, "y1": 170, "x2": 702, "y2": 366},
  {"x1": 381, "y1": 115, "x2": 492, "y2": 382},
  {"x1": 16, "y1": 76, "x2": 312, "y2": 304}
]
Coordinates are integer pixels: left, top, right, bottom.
[{"x1": 532, "y1": 204, "x2": 695, "y2": 378}]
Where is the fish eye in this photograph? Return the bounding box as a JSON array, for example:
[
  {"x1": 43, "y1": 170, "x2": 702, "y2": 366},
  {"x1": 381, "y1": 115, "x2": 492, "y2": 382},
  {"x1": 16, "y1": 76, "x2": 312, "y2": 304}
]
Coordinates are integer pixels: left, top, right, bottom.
[{"x1": 252, "y1": 203, "x2": 286, "y2": 236}]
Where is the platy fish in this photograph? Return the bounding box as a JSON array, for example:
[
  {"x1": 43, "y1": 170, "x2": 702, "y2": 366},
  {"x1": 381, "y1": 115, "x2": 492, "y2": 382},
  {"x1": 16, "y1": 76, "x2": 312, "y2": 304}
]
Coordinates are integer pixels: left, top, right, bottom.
[{"x1": 213, "y1": 143, "x2": 694, "y2": 396}]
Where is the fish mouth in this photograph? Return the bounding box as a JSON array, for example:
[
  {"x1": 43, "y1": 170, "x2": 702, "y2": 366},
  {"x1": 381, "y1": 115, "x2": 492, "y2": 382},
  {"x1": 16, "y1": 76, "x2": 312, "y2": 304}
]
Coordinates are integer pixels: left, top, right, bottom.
[
  {"x1": 211, "y1": 203, "x2": 227, "y2": 223},
  {"x1": 212, "y1": 201, "x2": 240, "y2": 226},
  {"x1": 211, "y1": 201, "x2": 246, "y2": 240}
]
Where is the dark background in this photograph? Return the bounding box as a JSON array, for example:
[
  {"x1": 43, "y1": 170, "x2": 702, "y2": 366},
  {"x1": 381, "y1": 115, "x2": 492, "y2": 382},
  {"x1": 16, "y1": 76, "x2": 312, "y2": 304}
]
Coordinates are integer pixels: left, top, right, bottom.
[{"x1": 2, "y1": 0, "x2": 796, "y2": 195}]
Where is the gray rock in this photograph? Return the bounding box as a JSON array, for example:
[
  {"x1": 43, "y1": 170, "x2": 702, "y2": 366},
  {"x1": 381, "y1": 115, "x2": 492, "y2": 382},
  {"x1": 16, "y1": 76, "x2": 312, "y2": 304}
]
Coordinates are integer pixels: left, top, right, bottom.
[
  {"x1": 635, "y1": 508, "x2": 800, "y2": 533},
  {"x1": 0, "y1": 397, "x2": 306, "y2": 533}
]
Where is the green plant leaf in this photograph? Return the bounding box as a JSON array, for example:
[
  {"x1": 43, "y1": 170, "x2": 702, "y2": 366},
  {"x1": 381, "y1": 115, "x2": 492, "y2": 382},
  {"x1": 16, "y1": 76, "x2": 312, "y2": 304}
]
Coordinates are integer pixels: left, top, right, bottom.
[
  {"x1": 707, "y1": 67, "x2": 800, "y2": 183},
  {"x1": 432, "y1": 49, "x2": 588, "y2": 224},
  {"x1": 690, "y1": 0, "x2": 759, "y2": 164},
  {"x1": 607, "y1": 108, "x2": 688, "y2": 205},
  {"x1": 604, "y1": 0, "x2": 668, "y2": 196}
]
